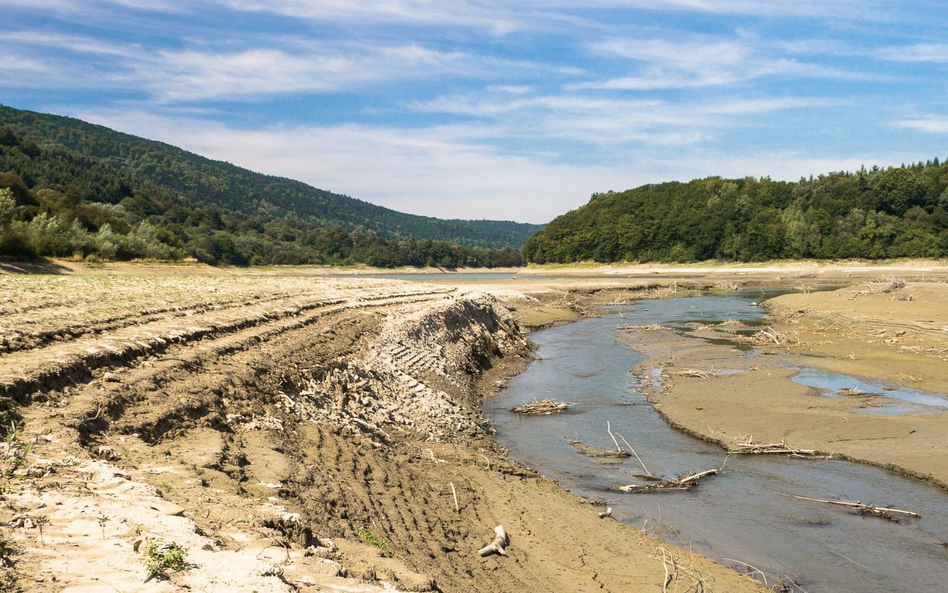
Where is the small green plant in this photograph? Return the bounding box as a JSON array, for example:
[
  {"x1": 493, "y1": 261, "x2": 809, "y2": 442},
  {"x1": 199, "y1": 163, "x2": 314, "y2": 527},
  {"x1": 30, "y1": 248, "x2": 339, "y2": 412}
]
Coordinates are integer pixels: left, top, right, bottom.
[
  {"x1": 141, "y1": 541, "x2": 189, "y2": 579},
  {"x1": 356, "y1": 526, "x2": 389, "y2": 551},
  {"x1": 159, "y1": 483, "x2": 171, "y2": 493}
]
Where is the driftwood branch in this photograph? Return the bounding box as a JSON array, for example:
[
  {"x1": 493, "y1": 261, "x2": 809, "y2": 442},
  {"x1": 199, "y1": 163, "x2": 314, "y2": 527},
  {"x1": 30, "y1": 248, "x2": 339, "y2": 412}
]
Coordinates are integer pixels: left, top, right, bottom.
[
  {"x1": 782, "y1": 493, "x2": 920, "y2": 520},
  {"x1": 729, "y1": 436, "x2": 829, "y2": 459},
  {"x1": 606, "y1": 421, "x2": 621, "y2": 452},
  {"x1": 617, "y1": 433, "x2": 652, "y2": 477},
  {"x1": 477, "y1": 525, "x2": 509, "y2": 557}
]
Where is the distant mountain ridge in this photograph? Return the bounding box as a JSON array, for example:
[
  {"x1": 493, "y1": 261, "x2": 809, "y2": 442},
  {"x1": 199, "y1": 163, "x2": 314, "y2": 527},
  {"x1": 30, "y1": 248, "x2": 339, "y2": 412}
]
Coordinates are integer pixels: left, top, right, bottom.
[{"x1": 0, "y1": 104, "x2": 541, "y2": 249}]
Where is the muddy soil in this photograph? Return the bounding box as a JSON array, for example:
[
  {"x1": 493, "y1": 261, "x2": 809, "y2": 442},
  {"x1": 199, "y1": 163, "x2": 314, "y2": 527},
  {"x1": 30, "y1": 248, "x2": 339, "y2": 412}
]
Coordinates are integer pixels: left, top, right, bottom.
[
  {"x1": 0, "y1": 272, "x2": 765, "y2": 592},
  {"x1": 623, "y1": 281, "x2": 948, "y2": 491}
]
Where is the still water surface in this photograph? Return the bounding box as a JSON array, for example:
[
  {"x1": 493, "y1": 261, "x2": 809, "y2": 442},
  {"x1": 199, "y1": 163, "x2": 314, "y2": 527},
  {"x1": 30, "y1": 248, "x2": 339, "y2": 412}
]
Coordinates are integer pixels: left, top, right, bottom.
[{"x1": 485, "y1": 293, "x2": 948, "y2": 592}]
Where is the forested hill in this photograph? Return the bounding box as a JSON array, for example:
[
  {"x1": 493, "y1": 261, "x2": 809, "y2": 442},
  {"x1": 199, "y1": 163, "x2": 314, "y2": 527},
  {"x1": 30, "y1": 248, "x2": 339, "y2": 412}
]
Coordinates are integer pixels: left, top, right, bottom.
[
  {"x1": 0, "y1": 104, "x2": 539, "y2": 266},
  {"x1": 523, "y1": 161, "x2": 948, "y2": 263}
]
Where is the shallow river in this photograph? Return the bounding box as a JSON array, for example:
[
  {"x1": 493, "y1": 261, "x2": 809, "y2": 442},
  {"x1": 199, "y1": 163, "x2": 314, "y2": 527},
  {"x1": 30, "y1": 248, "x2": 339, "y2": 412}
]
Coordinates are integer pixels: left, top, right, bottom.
[{"x1": 484, "y1": 292, "x2": 948, "y2": 592}]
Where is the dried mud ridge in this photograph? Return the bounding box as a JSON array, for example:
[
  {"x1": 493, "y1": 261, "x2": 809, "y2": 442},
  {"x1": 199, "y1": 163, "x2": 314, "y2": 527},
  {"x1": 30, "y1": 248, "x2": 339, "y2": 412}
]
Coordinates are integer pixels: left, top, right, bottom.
[{"x1": 0, "y1": 277, "x2": 548, "y2": 591}]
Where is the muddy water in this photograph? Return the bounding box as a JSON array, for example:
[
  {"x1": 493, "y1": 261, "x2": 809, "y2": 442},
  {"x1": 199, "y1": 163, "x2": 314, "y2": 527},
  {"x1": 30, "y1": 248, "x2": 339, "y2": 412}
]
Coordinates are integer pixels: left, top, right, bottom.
[{"x1": 485, "y1": 293, "x2": 948, "y2": 592}]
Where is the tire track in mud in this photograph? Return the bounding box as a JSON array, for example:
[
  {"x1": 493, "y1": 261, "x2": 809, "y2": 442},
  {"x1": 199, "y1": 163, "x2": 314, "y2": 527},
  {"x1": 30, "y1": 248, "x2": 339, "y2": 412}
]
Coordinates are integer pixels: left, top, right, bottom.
[
  {"x1": 0, "y1": 289, "x2": 319, "y2": 355},
  {"x1": 0, "y1": 287, "x2": 455, "y2": 422},
  {"x1": 48, "y1": 291, "x2": 454, "y2": 439},
  {"x1": 28, "y1": 283, "x2": 539, "y2": 591}
]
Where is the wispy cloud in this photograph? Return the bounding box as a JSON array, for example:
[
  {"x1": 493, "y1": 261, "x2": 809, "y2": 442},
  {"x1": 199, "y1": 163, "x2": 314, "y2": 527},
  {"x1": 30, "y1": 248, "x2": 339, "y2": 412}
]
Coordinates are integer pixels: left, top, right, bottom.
[
  {"x1": 147, "y1": 44, "x2": 470, "y2": 101},
  {"x1": 213, "y1": 0, "x2": 521, "y2": 34},
  {"x1": 411, "y1": 86, "x2": 849, "y2": 149},
  {"x1": 0, "y1": 31, "x2": 489, "y2": 101},
  {"x1": 575, "y1": 36, "x2": 898, "y2": 91},
  {"x1": 894, "y1": 116, "x2": 948, "y2": 134},
  {"x1": 877, "y1": 43, "x2": 948, "y2": 63},
  {"x1": 211, "y1": 0, "x2": 893, "y2": 29},
  {"x1": 0, "y1": 31, "x2": 142, "y2": 57}
]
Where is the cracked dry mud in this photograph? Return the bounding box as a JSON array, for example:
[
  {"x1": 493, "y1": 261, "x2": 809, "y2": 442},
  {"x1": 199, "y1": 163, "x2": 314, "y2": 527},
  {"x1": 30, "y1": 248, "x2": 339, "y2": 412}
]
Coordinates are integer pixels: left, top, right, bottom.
[{"x1": 0, "y1": 272, "x2": 765, "y2": 592}]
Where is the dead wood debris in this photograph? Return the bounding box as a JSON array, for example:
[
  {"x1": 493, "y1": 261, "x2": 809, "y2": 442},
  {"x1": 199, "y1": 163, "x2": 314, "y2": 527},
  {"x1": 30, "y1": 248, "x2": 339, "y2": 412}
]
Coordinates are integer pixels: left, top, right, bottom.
[
  {"x1": 781, "y1": 493, "x2": 920, "y2": 522},
  {"x1": 618, "y1": 461, "x2": 725, "y2": 494},
  {"x1": 730, "y1": 436, "x2": 828, "y2": 459},
  {"x1": 477, "y1": 525, "x2": 509, "y2": 557},
  {"x1": 848, "y1": 278, "x2": 907, "y2": 300},
  {"x1": 509, "y1": 399, "x2": 574, "y2": 415},
  {"x1": 740, "y1": 326, "x2": 800, "y2": 347}
]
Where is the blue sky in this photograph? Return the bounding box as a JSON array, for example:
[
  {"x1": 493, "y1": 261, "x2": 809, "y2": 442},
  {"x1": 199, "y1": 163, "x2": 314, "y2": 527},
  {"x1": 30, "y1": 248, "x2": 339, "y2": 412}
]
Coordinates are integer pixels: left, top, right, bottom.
[{"x1": 1, "y1": 1, "x2": 947, "y2": 223}]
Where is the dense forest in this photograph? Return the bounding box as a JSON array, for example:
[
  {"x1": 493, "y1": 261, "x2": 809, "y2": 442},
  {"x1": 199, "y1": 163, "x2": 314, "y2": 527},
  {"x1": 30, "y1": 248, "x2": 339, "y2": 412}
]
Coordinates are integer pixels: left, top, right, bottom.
[
  {"x1": 0, "y1": 104, "x2": 536, "y2": 266},
  {"x1": 523, "y1": 160, "x2": 948, "y2": 263}
]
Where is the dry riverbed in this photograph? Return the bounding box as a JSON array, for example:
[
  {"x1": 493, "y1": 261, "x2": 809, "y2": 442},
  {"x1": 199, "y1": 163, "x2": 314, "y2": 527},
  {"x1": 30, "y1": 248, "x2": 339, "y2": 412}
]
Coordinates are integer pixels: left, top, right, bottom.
[
  {"x1": 0, "y1": 267, "x2": 767, "y2": 592},
  {"x1": 3, "y1": 260, "x2": 947, "y2": 592}
]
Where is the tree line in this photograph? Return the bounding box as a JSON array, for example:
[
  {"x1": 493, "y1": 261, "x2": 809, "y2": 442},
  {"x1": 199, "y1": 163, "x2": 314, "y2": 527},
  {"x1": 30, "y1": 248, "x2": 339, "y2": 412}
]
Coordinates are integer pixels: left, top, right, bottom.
[{"x1": 523, "y1": 160, "x2": 948, "y2": 263}]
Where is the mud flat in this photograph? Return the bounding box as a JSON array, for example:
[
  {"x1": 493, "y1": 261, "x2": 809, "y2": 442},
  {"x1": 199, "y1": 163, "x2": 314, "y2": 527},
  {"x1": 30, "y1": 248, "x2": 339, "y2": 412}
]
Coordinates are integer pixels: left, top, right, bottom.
[
  {"x1": 625, "y1": 280, "x2": 948, "y2": 490},
  {"x1": 0, "y1": 270, "x2": 766, "y2": 592}
]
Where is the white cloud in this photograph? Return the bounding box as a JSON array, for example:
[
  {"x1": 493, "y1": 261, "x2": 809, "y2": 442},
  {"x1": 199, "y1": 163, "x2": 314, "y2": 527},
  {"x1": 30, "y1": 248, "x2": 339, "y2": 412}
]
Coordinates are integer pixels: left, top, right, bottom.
[
  {"x1": 213, "y1": 0, "x2": 520, "y2": 34},
  {"x1": 144, "y1": 44, "x2": 469, "y2": 101},
  {"x1": 0, "y1": 53, "x2": 56, "y2": 75},
  {"x1": 0, "y1": 31, "x2": 142, "y2": 57},
  {"x1": 0, "y1": 31, "x2": 483, "y2": 101},
  {"x1": 210, "y1": 0, "x2": 889, "y2": 30},
  {"x1": 878, "y1": 43, "x2": 948, "y2": 63},
  {"x1": 575, "y1": 35, "x2": 899, "y2": 91},
  {"x1": 410, "y1": 87, "x2": 843, "y2": 148},
  {"x1": 894, "y1": 116, "x2": 948, "y2": 134}
]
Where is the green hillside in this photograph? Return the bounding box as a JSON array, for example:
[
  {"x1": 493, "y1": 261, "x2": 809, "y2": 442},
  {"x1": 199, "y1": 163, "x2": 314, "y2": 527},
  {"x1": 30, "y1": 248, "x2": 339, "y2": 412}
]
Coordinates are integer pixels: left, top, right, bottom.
[
  {"x1": 523, "y1": 162, "x2": 948, "y2": 264},
  {"x1": 0, "y1": 104, "x2": 539, "y2": 266}
]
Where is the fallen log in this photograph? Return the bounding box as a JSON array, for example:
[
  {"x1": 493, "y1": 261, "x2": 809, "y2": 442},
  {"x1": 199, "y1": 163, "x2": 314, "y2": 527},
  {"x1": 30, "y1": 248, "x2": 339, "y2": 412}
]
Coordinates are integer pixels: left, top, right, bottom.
[
  {"x1": 509, "y1": 399, "x2": 574, "y2": 416},
  {"x1": 477, "y1": 525, "x2": 509, "y2": 557},
  {"x1": 782, "y1": 493, "x2": 920, "y2": 521}
]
